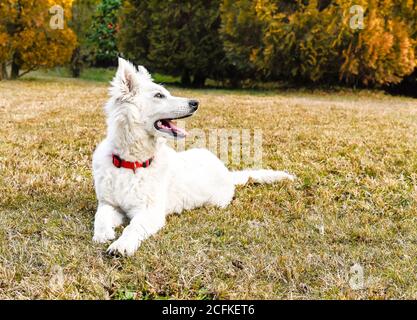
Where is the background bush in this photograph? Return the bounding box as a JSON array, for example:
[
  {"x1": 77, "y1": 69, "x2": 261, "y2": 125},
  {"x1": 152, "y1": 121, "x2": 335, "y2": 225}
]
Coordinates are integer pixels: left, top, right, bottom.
[
  {"x1": 118, "y1": 0, "x2": 232, "y2": 87},
  {"x1": 220, "y1": 0, "x2": 264, "y2": 84},
  {"x1": 0, "y1": 0, "x2": 416, "y2": 91},
  {"x1": 221, "y1": 0, "x2": 417, "y2": 86},
  {"x1": 88, "y1": 0, "x2": 121, "y2": 67},
  {"x1": 69, "y1": 0, "x2": 100, "y2": 77}
]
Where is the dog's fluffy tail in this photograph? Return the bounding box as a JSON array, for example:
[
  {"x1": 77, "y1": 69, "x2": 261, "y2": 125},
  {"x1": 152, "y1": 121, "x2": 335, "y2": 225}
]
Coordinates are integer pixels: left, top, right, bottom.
[{"x1": 230, "y1": 169, "x2": 295, "y2": 185}]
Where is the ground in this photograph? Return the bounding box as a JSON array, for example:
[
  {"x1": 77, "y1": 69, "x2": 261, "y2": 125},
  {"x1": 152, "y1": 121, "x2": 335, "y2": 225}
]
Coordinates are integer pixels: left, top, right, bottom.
[{"x1": 0, "y1": 77, "x2": 417, "y2": 299}]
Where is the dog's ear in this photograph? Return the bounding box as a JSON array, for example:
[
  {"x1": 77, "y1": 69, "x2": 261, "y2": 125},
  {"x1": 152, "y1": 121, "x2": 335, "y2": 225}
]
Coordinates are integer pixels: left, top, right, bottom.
[
  {"x1": 110, "y1": 58, "x2": 140, "y2": 100},
  {"x1": 137, "y1": 65, "x2": 152, "y2": 81}
]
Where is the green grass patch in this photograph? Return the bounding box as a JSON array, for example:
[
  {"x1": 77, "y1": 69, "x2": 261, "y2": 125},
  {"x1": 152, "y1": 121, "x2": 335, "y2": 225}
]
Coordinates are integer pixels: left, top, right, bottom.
[
  {"x1": 0, "y1": 77, "x2": 417, "y2": 299},
  {"x1": 22, "y1": 67, "x2": 179, "y2": 84}
]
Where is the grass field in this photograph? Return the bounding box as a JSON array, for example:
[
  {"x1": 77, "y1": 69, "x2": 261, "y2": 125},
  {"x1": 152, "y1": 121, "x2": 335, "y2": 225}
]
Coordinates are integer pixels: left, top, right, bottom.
[
  {"x1": 0, "y1": 77, "x2": 417, "y2": 299},
  {"x1": 23, "y1": 67, "x2": 179, "y2": 84}
]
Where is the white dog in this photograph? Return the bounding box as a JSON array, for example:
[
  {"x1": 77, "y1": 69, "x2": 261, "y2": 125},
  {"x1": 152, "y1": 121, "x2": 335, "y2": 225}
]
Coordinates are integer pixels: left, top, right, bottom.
[{"x1": 92, "y1": 58, "x2": 294, "y2": 256}]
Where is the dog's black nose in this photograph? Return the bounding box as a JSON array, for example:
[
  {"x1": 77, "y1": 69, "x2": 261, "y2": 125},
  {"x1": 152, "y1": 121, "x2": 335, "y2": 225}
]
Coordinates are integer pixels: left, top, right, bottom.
[{"x1": 189, "y1": 100, "x2": 199, "y2": 111}]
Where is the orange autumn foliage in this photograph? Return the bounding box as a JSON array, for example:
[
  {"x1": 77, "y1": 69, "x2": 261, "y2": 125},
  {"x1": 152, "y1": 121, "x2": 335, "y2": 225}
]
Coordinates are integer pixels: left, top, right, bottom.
[
  {"x1": 221, "y1": 0, "x2": 417, "y2": 86},
  {"x1": 0, "y1": 0, "x2": 77, "y2": 78}
]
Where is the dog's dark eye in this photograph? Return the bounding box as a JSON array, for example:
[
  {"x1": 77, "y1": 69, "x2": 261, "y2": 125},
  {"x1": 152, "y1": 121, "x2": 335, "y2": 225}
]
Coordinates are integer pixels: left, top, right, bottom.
[{"x1": 154, "y1": 93, "x2": 165, "y2": 99}]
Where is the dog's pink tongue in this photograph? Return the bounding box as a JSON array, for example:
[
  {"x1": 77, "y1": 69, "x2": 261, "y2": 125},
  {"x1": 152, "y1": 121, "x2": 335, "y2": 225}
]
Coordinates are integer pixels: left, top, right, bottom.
[{"x1": 169, "y1": 121, "x2": 188, "y2": 136}]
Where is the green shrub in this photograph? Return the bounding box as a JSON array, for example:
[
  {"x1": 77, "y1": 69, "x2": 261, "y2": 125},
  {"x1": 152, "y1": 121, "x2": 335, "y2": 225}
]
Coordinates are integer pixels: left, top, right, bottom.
[
  {"x1": 118, "y1": 0, "x2": 231, "y2": 87},
  {"x1": 69, "y1": 0, "x2": 100, "y2": 77},
  {"x1": 88, "y1": 0, "x2": 121, "y2": 67}
]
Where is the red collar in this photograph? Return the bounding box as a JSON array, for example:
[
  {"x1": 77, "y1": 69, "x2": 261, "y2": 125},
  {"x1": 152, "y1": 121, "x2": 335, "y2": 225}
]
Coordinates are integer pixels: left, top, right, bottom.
[{"x1": 112, "y1": 154, "x2": 153, "y2": 173}]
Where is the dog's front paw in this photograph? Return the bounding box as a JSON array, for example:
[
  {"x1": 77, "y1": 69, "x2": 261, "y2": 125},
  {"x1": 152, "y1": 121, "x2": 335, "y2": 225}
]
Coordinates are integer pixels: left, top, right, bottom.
[
  {"x1": 107, "y1": 237, "x2": 140, "y2": 257},
  {"x1": 93, "y1": 229, "x2": 115, "y2": 244}
]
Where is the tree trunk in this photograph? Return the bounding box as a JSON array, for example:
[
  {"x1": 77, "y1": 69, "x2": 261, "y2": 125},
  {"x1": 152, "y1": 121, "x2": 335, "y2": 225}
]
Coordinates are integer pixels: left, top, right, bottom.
[
  {"x1": 181, "y1": 69, "x2": 191, "y2": 86},
  {"x1": 70, "y1": 46, "x2": 82, "y2": 78},
  {"x1": 11, "y1": 53, "x2": 20, "y2": 79},
  {"x1": 192, "y1": 73, "x2": 206, "y2": 88},
  {"x1": 229, "y1": 77, "x2": 241, "y2": 88},
  {"x1": 0, "y1": 63, "x2": 7, "y2": 80}
]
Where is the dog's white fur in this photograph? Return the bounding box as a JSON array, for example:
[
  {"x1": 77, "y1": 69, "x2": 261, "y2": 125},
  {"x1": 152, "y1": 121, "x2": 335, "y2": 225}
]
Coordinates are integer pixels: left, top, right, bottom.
[{"x1": 92, "y1": 58, "x2": 295, "y2": 256}]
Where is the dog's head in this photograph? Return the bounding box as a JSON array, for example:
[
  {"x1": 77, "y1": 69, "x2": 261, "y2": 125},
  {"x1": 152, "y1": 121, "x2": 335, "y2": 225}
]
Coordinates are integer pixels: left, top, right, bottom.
[{"x1": 106, "y1": 57, "x2": 198, "y2": 139}]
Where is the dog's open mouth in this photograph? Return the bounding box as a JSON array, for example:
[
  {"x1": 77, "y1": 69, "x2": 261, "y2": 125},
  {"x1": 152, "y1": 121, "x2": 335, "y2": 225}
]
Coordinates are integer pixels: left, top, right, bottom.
[{"x1": 154, "y1": 119, "x2": 188, "y2": 138}]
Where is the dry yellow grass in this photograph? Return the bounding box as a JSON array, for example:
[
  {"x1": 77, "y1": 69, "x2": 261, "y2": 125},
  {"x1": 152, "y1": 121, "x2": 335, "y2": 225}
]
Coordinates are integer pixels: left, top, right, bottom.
[{"x1": 0, "y1": 78, "x2": 417, "y2": 299}]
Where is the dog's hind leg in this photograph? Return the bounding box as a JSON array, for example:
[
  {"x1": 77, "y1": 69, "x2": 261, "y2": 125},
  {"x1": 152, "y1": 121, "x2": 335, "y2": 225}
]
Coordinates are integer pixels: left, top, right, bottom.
[
  {"x1": 209, "y1": 183, "x2": 235, "y2": 209},
  {"x1": 93, "y1": 203, "x2": 124, "y2": 243}
]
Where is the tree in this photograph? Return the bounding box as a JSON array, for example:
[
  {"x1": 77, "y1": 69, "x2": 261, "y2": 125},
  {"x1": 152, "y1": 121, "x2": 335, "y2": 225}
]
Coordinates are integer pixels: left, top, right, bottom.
[
  {"x1": 0, "y1": 0, "x2": 77, "y2": 79},
  {"x1": 117, "y1": 0, "x2": 151, "y2": 74},
  {"x1": 252, "y1": 0, "x2": 344, "y2": 83},
  {"x1": 220, "y1": 0, "x2": 417, "y2": 86},
  {"x1": 220, "y1": 0, "x2": 263, "y2": 82},
  {"x1": 339, "y1": 0, "x2": 416, "y2": 85},
  {"x1": 118, "y1": 0, "x2": 231, "y2": 87},
  {"x1": 69, "y1": 0, "x2": 99, "y2": 77},
  {"x1": 0, "y1": 11, "x2": 9, "y2": 79},
  {"x1": 386, "y1": 0, "x2": 417, "y2": 96},
  {"x1": 88, "y1": 0, "x2": 121, "y2": 67}
]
